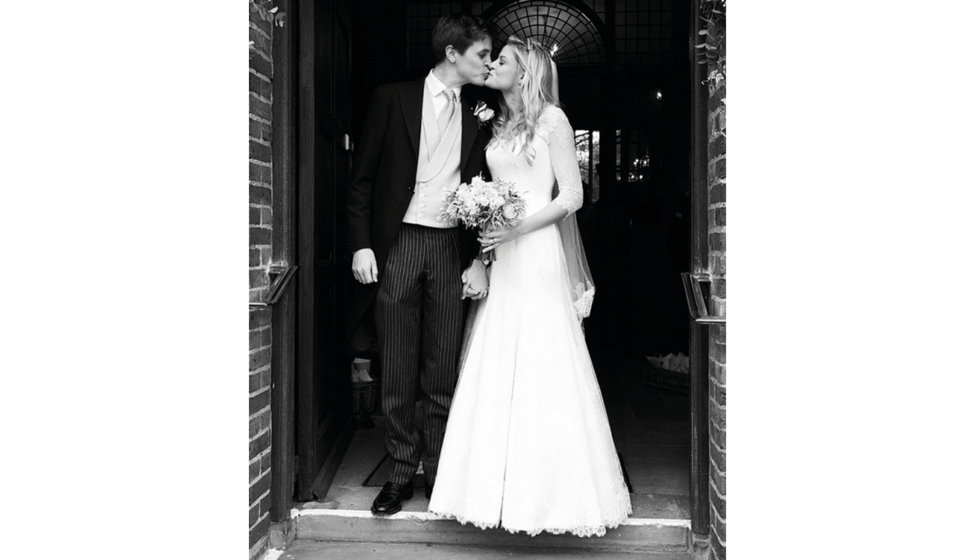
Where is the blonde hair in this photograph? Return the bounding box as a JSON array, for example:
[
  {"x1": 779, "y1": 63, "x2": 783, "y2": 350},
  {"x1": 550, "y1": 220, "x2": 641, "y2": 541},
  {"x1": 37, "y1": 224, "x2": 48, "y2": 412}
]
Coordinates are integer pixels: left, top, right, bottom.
[{"x1": 490, "y1": 36, "x2": 561, "y2": 162}]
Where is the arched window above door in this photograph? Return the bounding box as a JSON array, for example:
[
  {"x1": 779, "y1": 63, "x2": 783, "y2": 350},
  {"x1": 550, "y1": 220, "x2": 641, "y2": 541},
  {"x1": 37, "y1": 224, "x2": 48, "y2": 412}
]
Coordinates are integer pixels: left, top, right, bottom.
[{"x1": 484, "y1": 0, "x2": 605, "y2": 67}]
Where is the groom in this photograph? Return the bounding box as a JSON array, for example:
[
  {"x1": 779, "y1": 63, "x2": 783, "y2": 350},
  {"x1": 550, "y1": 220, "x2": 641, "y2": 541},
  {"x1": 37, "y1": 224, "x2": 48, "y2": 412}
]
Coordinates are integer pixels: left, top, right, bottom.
[{"x1": 347, "y1": 15, "x2": 494, "y2": 515}]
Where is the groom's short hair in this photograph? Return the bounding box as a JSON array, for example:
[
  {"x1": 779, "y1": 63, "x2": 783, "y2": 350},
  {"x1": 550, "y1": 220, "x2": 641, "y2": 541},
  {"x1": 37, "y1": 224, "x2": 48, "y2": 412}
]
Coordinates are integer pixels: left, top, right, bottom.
[{"x1": 432, "y1": 15, "x2": 492, "y2": 65}]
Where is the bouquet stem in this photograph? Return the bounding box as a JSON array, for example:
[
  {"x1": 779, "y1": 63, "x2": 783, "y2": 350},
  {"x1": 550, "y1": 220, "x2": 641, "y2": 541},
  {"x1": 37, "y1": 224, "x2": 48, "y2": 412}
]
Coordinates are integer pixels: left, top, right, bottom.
[{"x1": 481, "y1": 248, "x2": 496, "y2": 266}]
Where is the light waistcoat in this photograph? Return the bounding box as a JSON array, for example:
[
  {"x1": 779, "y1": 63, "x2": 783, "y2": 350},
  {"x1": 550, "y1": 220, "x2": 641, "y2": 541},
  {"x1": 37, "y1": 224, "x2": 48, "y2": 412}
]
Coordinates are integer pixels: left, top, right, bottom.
[{"x1": 402, "y1": 75, "x2": 463, "y2": 228}]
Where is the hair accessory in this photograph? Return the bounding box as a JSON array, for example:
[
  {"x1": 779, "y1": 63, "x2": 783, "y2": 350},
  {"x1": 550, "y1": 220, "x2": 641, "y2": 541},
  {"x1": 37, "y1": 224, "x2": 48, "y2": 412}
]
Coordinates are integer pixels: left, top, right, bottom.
[{"x1": 523, "y1": 37, "x2": 554, "y2": 61}]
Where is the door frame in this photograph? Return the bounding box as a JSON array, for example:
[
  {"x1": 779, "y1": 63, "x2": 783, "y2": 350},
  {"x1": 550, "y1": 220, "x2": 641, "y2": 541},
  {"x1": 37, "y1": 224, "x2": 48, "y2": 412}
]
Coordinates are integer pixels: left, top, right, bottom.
[
  {"x1": 269, "y1": 0, "x2": 298, "y2": 523},
  {"x1": 688, "y1": 0, "x2": 711, "y2": 537},
  {"x1": 293, "y1": 0, "x2": 319, "y2": 503},
  {"x1": 271, "y1": 0, "x2": 357, "y2": 514}
]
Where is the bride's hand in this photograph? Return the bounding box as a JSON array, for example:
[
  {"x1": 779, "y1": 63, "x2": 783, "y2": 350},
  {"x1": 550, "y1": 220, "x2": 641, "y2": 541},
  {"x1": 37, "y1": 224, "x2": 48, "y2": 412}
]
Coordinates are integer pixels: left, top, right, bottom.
[{"x1": 479, "y1": 221, "x2": 524, "y2": 252}]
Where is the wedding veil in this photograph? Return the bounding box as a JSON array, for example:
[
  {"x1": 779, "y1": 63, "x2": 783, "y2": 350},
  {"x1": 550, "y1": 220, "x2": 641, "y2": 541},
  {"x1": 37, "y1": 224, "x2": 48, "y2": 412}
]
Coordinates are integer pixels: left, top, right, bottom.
[
  {"x1": 548, "y1": 57, "x2": 596, "y2": 321},
  {"x1": 554, "y1": 186, "x2": 595, "y2": 321}
]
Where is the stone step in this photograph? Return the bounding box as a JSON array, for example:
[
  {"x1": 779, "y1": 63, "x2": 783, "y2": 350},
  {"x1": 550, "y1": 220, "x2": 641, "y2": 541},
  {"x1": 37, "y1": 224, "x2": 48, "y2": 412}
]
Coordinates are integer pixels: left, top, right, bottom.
[
  {"x1": 280, "y1": 540, "x2": 693, "y2": 559},
  {"x1": 292, "y1": 507, "x2": 691, "y2": 555}
]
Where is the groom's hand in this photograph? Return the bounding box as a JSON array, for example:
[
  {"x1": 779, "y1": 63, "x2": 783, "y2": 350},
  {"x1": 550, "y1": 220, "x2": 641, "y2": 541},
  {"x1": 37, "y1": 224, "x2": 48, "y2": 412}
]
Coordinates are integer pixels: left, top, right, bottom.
[
  {"x1": 352, "y1": 248, "x2": 378, "y2": 284},
  {"x1": 461, "y1": 260, "x2": 489, "y2": 300}
]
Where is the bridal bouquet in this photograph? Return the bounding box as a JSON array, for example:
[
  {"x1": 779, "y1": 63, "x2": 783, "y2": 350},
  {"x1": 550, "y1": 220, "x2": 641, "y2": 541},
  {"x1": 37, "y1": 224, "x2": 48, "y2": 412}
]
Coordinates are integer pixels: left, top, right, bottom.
[{"x1": 440, "y1": 174, "x2": 527, "y2": 264}]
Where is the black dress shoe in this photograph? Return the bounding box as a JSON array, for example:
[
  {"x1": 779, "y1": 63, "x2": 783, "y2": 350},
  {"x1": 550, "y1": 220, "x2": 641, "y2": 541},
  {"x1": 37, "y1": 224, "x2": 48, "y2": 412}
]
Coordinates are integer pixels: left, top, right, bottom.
[{"x1": 371, "y1": 481, "x2": 414, "y2": 515}]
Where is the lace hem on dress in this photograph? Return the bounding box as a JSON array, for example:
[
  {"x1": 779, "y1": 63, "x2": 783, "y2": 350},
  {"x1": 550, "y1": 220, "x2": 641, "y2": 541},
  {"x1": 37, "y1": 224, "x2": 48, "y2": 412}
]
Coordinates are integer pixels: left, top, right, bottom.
[{"x1": 428, "y1": 507, "x2": 633, "y2": 538}]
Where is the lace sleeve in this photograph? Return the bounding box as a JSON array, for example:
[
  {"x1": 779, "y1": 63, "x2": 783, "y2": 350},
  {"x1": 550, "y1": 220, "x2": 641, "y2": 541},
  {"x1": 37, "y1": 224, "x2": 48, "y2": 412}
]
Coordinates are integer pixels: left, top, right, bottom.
[{"x1": 543, "y1": 107, "x2": 583, "y2": 217}]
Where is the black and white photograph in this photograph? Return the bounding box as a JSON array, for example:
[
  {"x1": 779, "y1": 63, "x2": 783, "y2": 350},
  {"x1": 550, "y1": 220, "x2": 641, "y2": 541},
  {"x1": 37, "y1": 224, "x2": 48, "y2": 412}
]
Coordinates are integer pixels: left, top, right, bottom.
[
  {"x1": 6, "y1": 2, "x2": 980, "y2": 560},
  {"x1": 247, "y1": 1, "x2": 725, "y2": 558}
]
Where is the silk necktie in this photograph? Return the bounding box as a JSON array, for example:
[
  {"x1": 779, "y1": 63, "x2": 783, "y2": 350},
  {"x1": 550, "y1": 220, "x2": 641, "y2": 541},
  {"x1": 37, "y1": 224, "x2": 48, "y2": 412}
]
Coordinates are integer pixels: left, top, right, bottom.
[{"x1": 436, "y1": 89, "x2": 457, "y2": 142}]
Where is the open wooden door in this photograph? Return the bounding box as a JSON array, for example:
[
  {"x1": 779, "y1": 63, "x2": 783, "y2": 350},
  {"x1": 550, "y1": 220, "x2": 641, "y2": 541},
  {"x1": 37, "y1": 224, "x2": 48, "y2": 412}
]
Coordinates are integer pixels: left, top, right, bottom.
[{"x1": 295, "y1": 0, "x2": 355, "y2": 501}]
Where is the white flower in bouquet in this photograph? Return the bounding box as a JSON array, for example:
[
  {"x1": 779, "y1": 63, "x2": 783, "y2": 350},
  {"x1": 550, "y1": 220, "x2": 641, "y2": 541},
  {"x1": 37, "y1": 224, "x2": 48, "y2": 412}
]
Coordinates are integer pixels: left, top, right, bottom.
[{"x1": 440, "y1": 174, "x2": 528, "y2": 263}]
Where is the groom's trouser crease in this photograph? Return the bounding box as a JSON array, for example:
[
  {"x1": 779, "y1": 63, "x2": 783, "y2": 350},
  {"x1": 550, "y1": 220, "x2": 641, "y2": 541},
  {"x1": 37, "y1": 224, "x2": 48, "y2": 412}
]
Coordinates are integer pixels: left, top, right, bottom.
[{"x1": 376, "y1": 223, "x2": 466, "y2": 486}]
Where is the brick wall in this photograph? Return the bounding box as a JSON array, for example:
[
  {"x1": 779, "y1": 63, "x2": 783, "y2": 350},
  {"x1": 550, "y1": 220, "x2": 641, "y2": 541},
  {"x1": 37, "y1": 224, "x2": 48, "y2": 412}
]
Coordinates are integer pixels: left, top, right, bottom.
[
  {"x1": 706, "y1": 74, "x2": 727, "y2": 560},
  {"x1": 248, "y1": 1, "x2": 275, "y2": 558}
]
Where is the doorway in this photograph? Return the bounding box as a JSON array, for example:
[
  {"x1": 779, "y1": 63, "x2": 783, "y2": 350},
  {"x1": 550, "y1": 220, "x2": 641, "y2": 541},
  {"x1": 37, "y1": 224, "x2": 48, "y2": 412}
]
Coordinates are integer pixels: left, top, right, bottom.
[{"x1": 287, "y1": 0, "x2": 705, "y2": 532}]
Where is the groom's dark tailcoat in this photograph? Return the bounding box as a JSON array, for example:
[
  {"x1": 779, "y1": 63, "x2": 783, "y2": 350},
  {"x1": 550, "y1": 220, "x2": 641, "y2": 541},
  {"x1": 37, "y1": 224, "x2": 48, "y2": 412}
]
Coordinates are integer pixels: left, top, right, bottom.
[
  {"x1": 346, "y1": 77, "x2": 492, "y2": 485},
  {"x1": 346, "y1": 80, "x2": 492, "y2": 348}
]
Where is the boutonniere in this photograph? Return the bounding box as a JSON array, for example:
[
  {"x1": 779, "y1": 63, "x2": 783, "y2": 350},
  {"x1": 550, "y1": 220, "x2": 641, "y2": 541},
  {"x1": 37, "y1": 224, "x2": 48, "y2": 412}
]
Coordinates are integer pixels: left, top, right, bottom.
[{"x1": 473, "y1": 101, "x2": 495, "y2": 127}]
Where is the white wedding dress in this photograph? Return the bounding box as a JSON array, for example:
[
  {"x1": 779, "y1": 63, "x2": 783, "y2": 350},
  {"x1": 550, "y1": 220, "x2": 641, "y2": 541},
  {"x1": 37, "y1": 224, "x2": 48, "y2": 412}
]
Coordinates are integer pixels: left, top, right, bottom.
[{"x1": 428, "y1": 105, "x2": 632, "y2": 537}]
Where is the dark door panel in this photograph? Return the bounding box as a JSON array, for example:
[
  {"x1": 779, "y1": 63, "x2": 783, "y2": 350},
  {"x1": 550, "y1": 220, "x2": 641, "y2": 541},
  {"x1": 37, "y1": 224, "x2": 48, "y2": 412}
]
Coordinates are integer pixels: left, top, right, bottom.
[{"x1": 295, "y1": 0, "x2": 353, "y2": 502}]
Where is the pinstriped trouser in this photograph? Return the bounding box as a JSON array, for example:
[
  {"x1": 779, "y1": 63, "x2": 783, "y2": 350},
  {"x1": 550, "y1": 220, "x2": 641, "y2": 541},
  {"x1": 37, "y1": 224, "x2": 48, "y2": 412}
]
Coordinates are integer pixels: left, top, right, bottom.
[{"x1": 375, "y1": 223, "x2": 466, "y2": 486}]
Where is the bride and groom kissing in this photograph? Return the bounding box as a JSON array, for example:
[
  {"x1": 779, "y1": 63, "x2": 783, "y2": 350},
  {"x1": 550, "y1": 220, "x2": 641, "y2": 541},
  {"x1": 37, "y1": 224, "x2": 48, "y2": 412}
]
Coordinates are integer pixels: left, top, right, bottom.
[{"x1": 346, "y1": 14, "x2": 631, "y2": 537}]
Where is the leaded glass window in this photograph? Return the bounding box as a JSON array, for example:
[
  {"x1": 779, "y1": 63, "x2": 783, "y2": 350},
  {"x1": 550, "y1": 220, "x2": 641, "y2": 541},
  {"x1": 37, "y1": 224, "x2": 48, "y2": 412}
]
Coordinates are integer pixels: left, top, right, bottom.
[{"x1": 485, "y1": 0, "x2": 606, "y2": 67}]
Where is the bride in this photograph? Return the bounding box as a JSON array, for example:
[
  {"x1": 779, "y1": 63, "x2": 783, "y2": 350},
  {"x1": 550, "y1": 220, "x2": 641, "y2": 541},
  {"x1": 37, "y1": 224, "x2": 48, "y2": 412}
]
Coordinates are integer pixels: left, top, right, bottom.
[{"x1": 428, "y1": 36, "x2": 632, "y2": 537}]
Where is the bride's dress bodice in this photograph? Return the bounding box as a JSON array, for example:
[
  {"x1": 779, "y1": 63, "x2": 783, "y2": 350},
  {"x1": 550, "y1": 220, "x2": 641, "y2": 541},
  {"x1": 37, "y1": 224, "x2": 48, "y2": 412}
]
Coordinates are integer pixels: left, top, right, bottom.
[
  {"x1": 483, "y1": 105, "x2": 594, "y2": 319},
  {"x1": 485, "y1": 105, "x2": 583, "y2": 218}
]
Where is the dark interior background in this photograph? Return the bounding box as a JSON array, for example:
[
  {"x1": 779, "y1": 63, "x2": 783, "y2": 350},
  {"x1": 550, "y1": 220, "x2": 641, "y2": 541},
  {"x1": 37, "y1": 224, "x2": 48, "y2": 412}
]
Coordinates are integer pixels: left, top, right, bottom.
[{"x1": 345, "y1": 0, "x2": 692, "y2": 374}]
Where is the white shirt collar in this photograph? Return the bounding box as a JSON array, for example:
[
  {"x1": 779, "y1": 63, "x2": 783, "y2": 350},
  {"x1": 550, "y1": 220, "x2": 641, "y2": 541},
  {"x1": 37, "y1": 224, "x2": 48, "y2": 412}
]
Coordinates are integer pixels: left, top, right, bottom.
[{"x1": 426, "y1": 70, "x2": 461, "y2": 100}]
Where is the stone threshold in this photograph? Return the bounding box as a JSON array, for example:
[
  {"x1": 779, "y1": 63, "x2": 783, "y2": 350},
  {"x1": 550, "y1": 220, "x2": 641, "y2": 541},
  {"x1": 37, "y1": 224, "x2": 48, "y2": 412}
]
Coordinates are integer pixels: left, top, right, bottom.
[
  {"x1": 291, "y1": 505, "x2": 692, "y2": 554},
  {"x1": 293, "y1": 506, "x2": 691, "y2": 528}
]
